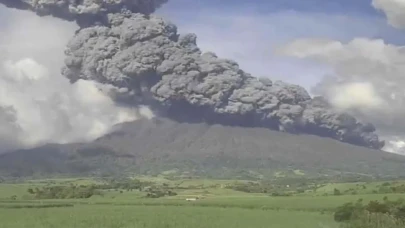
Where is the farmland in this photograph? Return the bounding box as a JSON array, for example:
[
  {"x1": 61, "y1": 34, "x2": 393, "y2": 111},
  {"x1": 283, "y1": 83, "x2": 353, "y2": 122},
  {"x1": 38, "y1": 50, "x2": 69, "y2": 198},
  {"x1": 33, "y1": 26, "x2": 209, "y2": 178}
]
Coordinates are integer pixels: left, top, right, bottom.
[{"x1": 0, "y1": 177, "x2": 405, "y2": 228}]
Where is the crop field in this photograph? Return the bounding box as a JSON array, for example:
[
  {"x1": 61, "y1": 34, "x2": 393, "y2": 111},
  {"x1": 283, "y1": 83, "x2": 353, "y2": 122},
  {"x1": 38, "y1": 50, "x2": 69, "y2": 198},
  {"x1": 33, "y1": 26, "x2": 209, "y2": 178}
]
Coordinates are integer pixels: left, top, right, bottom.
[
  {"x1": 0, "y1": 205, "x2": 337, "y2": 228},
  {"x1": 0, "y1": 177, "x2": 404, "y2": 228}
]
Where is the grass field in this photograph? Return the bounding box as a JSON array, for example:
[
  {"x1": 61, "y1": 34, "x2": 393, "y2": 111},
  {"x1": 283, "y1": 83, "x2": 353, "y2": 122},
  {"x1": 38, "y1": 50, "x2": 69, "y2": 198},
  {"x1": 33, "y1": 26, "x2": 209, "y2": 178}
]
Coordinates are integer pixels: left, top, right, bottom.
[
  {"x1": 0, "y1": 205, "x2": 337, "y2": 228},
  {"x1": 1, "y1": 177, "x2": 404, "y2": 228}
]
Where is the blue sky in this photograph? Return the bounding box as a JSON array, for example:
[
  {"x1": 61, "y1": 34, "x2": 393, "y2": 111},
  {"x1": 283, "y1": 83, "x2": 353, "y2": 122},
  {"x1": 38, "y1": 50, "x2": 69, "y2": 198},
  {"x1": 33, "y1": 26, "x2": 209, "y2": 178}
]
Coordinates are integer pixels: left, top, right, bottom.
[
  {"x1": 162, "y1": 0, "x2": 377, "y2": 15},
  {"x1": 157, "y1": 0, "x2": 405, "y2": 91}
]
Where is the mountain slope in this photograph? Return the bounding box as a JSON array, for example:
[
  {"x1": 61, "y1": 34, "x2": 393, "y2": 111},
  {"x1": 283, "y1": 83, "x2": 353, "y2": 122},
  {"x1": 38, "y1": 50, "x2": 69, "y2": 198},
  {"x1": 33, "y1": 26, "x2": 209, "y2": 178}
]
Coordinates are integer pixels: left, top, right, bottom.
[{"x1": 1, "y1": 118, "x2": 404, "y2": 179}]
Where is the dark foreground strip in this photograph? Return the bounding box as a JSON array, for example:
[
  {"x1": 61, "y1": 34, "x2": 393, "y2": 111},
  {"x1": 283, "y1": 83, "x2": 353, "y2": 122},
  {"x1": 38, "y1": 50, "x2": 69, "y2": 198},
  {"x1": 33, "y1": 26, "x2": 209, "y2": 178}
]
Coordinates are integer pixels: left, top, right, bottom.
[{"x1": 0, "y1": 204, "x2": 74, "y2": 209}]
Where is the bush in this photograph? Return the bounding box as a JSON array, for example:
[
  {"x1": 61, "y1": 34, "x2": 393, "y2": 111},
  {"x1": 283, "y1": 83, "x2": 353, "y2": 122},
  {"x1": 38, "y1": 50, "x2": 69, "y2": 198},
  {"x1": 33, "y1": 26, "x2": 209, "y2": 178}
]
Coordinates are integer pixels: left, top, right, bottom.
[
  {"x1": 296, "y1": 189, "x2": 305, "y2": 194},
  {"x1": 271, "y1": 192, "x2": 292, "y2": 197},
  {"x1": 145, "y1": 187, "x2": 177, "y2": 198},
  {"x1": 335, "y1": 198, "x2": 405, "y2": 225},
  {"x1": 334, "y1": 188, "x2": 342, "y2": 196},
  {"x1": 341, "y1": 211, "x2": 405, "y2": 228},
  {"x1": 334, "y1": 202, "x2": 363, "y2": 222},
  {"x1": 365, "y1": 201, "x2": 390, "y2": 214}
]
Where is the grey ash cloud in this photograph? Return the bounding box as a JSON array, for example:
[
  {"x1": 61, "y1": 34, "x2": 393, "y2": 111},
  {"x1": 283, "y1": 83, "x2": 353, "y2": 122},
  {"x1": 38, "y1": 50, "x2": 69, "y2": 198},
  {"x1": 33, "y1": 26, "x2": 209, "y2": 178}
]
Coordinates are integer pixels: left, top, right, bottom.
[
  {"x1": 0, "y1": 0, "x2": 385, "y2": 150},
  {"x1": 0, "y1": 0, "x2": 168, "y2": 26}
]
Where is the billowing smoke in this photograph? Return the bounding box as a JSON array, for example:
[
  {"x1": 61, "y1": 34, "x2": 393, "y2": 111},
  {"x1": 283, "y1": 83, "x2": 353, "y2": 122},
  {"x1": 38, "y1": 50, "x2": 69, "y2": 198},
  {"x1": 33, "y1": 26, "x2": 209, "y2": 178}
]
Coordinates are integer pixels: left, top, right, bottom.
[
  {"x1": 0, "y1": 7, "x2": 151, "y2": 152},
  {"x1": 0, "y1": 0, "x2": 168, "y2": 27},
  {"x1": 0, "y1": 0, "x2": 387, "y2": 150},
  {"x1": 61, "y1": 13, "x2": 383, "y2": 149},
  {"x1": 278, "y1": 38, "x2": 405, "y2": 153}
]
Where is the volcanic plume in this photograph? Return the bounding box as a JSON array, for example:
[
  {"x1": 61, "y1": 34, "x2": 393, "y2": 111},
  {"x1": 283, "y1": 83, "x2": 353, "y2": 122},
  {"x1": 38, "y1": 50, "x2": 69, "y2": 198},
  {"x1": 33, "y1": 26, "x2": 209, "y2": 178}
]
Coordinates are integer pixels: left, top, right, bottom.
[{"x1": 0, "y1": 0, "x2": 385, "y2": 150}]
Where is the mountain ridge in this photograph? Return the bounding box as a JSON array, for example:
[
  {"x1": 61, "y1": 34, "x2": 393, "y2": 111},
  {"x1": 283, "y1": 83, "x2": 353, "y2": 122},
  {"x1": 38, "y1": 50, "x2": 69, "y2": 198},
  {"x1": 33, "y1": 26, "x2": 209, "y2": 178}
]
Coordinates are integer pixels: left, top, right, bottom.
[{"x1": 0, "y1": 117, "x2": 404, "y2": 179}]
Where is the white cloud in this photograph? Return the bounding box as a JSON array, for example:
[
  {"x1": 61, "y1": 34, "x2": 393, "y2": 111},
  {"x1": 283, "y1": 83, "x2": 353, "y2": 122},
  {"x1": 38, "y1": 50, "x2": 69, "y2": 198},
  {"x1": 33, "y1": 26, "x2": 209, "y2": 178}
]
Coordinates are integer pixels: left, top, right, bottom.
[
  {"x1": 372, "y1": 0, "x2": 405, "y2": 28},
  {"x1": 327, "y1": 82, "x2": 384, "y2": 110},
  {"x1": 279, "y1": 37, "x2": 405, "y2": 154},
  {"x1": 0, "y1": 8, "x2": 149, "y2": 151},
  {"x1": 384, "y1": 138, "x2": 405, "y2": 154}
]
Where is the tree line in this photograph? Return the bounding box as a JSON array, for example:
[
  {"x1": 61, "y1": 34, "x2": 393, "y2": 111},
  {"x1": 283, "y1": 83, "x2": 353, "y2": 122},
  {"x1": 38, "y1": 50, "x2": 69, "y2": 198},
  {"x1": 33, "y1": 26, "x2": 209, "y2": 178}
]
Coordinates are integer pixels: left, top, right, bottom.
[{"x1": 26, "y1": 178, "x2": 178, "y2": 199}]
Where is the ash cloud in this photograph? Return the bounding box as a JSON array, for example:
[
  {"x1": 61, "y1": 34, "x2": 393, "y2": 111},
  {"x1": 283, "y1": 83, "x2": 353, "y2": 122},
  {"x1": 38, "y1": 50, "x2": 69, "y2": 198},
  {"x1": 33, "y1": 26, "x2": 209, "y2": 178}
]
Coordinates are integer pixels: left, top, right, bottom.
[
  {"x1": 0, "y1": 0, "x2": 386, "y2": 150},
  {"x1": 0, "y1": 0, "x2": 168, "y2": 27},
  {"x1": 61, "y1": 13, "x2": 384, "y2": 149}
]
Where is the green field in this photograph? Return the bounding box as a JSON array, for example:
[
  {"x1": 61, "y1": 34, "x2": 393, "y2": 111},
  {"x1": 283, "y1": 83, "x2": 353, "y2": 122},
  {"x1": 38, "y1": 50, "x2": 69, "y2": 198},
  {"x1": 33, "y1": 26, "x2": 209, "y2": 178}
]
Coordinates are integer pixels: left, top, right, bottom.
[
  {"x1": 1, "y1": 177, "x2": 405, "y2": 228},
  {"x1": 0, "y1": 205, "x2": 336, "y2": 228}
]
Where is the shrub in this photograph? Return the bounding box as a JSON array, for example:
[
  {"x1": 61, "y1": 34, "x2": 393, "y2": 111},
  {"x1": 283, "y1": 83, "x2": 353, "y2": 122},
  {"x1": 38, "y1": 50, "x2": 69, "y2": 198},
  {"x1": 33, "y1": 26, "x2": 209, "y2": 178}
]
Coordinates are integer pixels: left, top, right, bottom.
[
  {"x1": 365, "y1": 201, "x2": 390, "y2": 214},
  {"x1": 335, "y1": 198, "x2": 405, "y2": 225},
  {"x1": 271, "y1": 192, "x2": 292, "y2": 197},
  {"x1": 145, "y1": 187, "x2": 177, "y2": 198},
  {"x1": 334, "y1": 202, "x2": 363, "y2": 222},
  {"x1": 296, "y1": 189, "x2": 305, "y2": 194},
  {"x1": 334, "y1": 188, "x2": 342, "y2": 196},
  {"x1": 341, "y1": 211, "x2": 405, "y2": 228}
]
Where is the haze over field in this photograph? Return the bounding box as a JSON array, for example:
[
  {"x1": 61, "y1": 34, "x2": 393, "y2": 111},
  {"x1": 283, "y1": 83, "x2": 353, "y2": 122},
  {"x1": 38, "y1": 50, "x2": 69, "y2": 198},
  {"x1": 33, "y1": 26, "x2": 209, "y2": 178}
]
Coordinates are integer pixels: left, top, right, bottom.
[{"x1": 0, "y1": 0, "x2": 405, "y2": 155}]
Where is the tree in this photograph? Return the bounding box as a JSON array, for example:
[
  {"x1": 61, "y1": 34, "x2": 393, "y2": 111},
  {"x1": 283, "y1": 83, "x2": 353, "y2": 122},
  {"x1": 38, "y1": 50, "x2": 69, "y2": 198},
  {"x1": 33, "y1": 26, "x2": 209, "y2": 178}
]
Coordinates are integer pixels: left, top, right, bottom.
[
  {"x1": 365, "y1": 201, "x2": 390, "y2": 214},
  {"x1": 27, "y1": 188, "x2": 35, "y2": 194},
  {"x1": 334, "y1": 201, "x2": 364, "y2": 222},
  {"x1": 333, "y1": 188, "x2": 342, "y2": 196}
]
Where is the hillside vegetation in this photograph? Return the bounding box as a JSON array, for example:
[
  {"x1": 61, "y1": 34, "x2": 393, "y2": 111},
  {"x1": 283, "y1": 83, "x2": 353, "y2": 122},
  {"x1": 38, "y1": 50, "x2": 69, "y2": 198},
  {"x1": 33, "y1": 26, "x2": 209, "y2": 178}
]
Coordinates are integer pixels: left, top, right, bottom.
[{"x1": 0, "y1": 118, "x2": 404, "y2": 179}]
